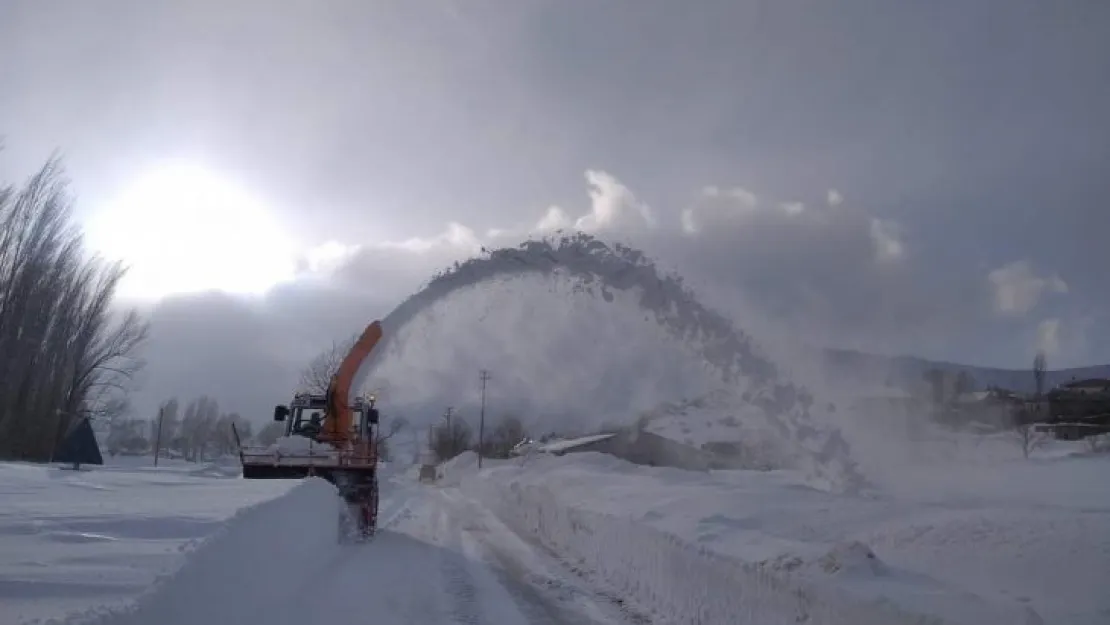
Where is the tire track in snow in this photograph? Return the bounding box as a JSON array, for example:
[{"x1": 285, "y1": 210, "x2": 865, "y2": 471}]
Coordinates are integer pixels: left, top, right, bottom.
[
  {"x1": 434, "y1": 487, "x2": 640, "y2": 625},
  {"x1": 434, "y1": 498, "x2": 485, "y2": 625}
]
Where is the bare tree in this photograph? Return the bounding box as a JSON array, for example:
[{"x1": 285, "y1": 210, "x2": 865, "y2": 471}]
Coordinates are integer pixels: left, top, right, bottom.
[
  {"x1": 299, "y1": 339, "x2": 406, "y2": 456},
  {"x1": 0, "y1": 154, "x2": 149, "y2": 461},
  {"x1": 299, "y1": 335, "x2": 357, "y2": 394},
  {"x1": 432, "y1": 416, "x2": 473, "y2": 462},
  {"x1": 209, "y1": 412, "x2": 253, "y2": 458},
  {"x1": 954, "y1": 371, "x2": 975, "y2": 399},
  {"x1": 255, "y1": 421, "x2": 285, "y2": 446},
  {"x1": 480, "y1": 414, "x2": 525, "y2": 459},
  {"x1": 106, "y1": 417, "x2": 149, "y2": 456},
  {"x1": 367, "y1": 413, "x2": 408, "y2": 462},
  {"x1": 1010, "y1": 405, "x2": 1043, "y2": 459},
  {"x1": 1033, "y1": 351, "x2": 1047, "y2": 399},
  {"x1": 179, "y1": 395, "x2": 220, "y2": 462}
]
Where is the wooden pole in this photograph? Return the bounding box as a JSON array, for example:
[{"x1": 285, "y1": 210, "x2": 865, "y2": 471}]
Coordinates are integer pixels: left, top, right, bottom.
[
  {"x1": 478, "y1": 370, "x2": 491, "y2": 468},
  {"x1": 153, "y1": 406, "x2": 165, "y2": 467}
]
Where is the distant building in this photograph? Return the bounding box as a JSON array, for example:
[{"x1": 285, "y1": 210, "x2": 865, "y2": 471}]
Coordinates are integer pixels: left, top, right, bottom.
[
  {"x1": 951, "y1": 387, "x2": 1023, "y2": 428},
  {"x1": 1042, "y1": 378, "x2": 1110, "y2": 439},
  {"x1": 532, "y1": 430, "x2": 713, "y2": 472},
  {"x1": 1058, "y1": 378, "x2": 1110, "y2": 394}
]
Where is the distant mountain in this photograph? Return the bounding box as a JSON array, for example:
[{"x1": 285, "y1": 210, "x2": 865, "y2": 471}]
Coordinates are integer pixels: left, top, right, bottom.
[{"x1": 820, "y1": 348, "x2": 1110, "y2": 394}]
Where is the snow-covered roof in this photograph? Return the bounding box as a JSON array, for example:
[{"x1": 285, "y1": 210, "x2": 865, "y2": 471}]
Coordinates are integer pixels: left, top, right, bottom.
[
  {"x1": 538, "y1": 433, "x2": 617, "y2": 454},
  {"x1": 956, "y1": 391, "x2": 992, "y2": 402},
  {"x1": 857, "y1": 386, "x2": 915, "y2": 400},
  {"x1": 1062, "y1": 378, "x2": 1110, "y2": 389}
]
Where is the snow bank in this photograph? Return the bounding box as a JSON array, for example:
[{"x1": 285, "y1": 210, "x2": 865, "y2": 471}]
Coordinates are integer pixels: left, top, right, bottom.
[
  {"x1": 436, "y1": 451, "x2": 514, "y2": 486},
  {"x1": 463, "y1": 473, "x2": 937, "y2": 624},
  {"x1": 185, "y1": 462, "x2": 242, "y2": 479},
  {"x1": 440, "y1": 450, "x2": 479, "y2": 473},
  {"x1": 62, "y1": 478, "x2": 340, "y2": 625},
  {"x1": 464, "y1": 452, "x2": 1106, "y2": 624}
]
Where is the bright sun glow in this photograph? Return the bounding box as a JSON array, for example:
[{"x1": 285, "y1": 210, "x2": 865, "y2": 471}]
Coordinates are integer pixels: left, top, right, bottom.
[{"x1": 85, "y1": 162, "x2": 298, "y2": 301}]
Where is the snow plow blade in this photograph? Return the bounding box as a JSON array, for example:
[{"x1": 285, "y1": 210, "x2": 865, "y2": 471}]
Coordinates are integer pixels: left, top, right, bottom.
[
  {"x1": 240, "y1": 463, "x2": 316, "y2": 480},
  {"x1": 239, "y1": 461, "x2": 376, "y2": 484}
]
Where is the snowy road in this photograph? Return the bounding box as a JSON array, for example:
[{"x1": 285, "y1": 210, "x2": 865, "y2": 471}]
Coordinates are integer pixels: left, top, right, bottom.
[
  {"x1": 73, "y1": 473, "x2": 641, "y2": 625},
  {"x1": 261, "y1": 487, "x2": 632, "y2": 625}
]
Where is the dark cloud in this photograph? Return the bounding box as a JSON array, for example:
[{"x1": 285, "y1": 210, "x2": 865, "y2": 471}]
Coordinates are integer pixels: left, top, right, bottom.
[{"x1": 2, "y1": 0, "x2": 1106, "y2": 424}]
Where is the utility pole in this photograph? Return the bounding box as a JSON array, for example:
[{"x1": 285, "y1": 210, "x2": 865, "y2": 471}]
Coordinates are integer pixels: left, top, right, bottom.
[
  {"x1": 478, "y1": 370, "x2": 491, "y2": 468},
  {"x1": 443, "y1": 406, "x2": 454, "y2": 456},
  {"x1": 153, "y1": 405, "x2": 165, "y2": 467}
]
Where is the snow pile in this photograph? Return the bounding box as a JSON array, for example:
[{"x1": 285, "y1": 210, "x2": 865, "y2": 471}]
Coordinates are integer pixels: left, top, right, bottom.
[
  {"x1": 64, "y1": 477, "x2": 339, "y2": 625},
  {"x1": 0, "y1": 461, "x2": 295, "y2": 624},
  {"x1": 638, "y1": 390, "x2": 799, "y2": 471},
  {"x1": 463, "y1": 467, "x2": 933, "y2": 625},
  {"x1": 464, "y1": 452, "x2": 1109, "y2": 624},
  {"x1": 434, "y1": 450, "x2": 480, "y2": 486},
  {"x1": 269, "y1": 435, "x2": 336, "y2": 456},
  {"x1": 812, "y1": 541, "x2": 888, "y2": 577},
  {"x1": 354, "y1": 232, "x2": 866, "y2": 494},
  {"x1": 440, "y1": 450, "x2": 478, "y2": 473},
  {"x1": 435, "y1": 451, "x2": 513, "y2": 486}
]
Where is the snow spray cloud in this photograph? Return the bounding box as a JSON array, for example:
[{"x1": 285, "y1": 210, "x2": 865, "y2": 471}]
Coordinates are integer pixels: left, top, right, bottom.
[
  {"x1": 364, "y1": 276, "x2": 722, "y2": 427},
  {"x1": 354, "y1": 232, "x2": 867, "y2": 493}
]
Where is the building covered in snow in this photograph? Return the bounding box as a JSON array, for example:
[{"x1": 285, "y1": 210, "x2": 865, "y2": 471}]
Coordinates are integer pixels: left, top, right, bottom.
[{"x1": 533, "y1": 429, "x2": 713, "y2": 472}]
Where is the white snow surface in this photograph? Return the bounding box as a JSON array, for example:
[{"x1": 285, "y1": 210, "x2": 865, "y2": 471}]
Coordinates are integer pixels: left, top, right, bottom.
[
  {"x1": 0, "y1": 458, "x2": 295, "y2": 624},
  {"x1": 5, "y1": 457, "x2": 645, "y2": 625},
  {"x1": 460, "y1": 449, "x2": 1110, "y2": 625},
  {"x1": 267, "y1": 435, "x2": 337, "y2": 456},
  {"x1": 7, "y1": 435, "x2": 1108, "y2": 625}
]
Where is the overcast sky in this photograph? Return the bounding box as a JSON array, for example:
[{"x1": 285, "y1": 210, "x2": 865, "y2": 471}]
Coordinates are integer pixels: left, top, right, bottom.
[{"x1": 2, "y1": 0, "x2": 1107, "y2": 422}]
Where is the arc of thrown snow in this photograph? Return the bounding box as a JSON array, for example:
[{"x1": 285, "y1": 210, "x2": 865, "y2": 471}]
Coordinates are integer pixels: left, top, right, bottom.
[{"x1": 349, "y1": 232, "x2": 866, "y2": 492}]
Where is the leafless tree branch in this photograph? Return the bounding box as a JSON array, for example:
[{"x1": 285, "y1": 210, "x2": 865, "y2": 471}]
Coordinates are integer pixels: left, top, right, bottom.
[{"x1": 0, "y1": 154, "x2": 149, "y2": 460}]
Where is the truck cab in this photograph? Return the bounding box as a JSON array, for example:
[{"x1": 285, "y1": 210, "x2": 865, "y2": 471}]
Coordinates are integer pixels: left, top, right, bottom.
[{"x1": 272, "y1": 393, "x2": 379, "y2": 443}]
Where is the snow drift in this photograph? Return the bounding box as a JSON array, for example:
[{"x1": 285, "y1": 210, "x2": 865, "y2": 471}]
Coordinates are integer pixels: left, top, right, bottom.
[
  {"x1": 461, "y1": 467, "x2": 936, "y2": 625},
  {"x1": 63, "y1": 478, "x2": 340, "y2": 625},
  {"x1": 463, "y1": 451, "x2": 1107, "y2": 625}
]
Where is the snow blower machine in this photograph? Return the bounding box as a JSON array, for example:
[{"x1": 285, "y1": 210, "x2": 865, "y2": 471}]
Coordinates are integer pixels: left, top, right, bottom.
[{"x1": 234, "y1": 321, "x2": 384, "y2": 543}]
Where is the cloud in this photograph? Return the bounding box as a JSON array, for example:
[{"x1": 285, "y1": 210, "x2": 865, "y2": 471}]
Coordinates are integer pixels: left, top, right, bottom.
[
  {"x1": 567, "y1": 169, "x2": 657, "y2": 234},
  {"x1": 125, "y1": 169, "x2": 1090, "y2": 425},
  {"x1": 987, "y1": 261, "x2": 1068, "y2": 316}
]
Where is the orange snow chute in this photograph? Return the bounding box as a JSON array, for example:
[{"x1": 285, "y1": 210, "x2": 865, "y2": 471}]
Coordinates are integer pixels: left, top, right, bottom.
[{"x1": 320, "y1": 320, "x2": 383, "y2": 445}]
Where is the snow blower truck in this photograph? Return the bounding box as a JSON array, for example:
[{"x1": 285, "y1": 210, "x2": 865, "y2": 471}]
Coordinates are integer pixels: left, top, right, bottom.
[{"x1": 234, "y1": 321, "x2": 384, "y2": 542}]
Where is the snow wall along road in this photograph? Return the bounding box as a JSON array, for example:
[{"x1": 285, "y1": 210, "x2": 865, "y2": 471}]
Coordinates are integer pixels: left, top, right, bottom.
[{"x1": 352, "y1": 232, "x2": 866, "y2": 494}]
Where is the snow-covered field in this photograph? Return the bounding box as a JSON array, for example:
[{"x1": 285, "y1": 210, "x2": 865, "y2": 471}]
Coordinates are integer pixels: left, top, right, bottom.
[
  {"x1": 0, "y1": 457, "x2": 296, "y2": 624},
  {"x1": 5, "y1": 432, "x2": 1108, "y2": 625},
  {"x1": 456, "y1": 444, "x2": 1110, "y2": 625},
  {"x1": 2, "y1": 456, "x2": 643, "y2": 625}
]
